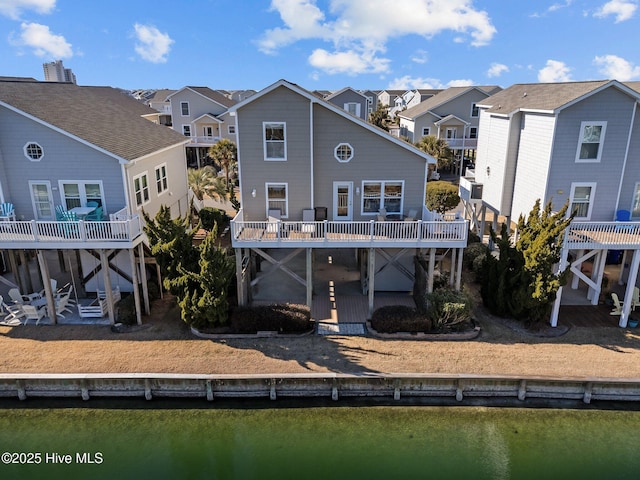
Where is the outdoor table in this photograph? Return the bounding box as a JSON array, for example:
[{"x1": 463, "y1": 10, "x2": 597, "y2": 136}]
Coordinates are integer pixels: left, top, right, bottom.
[{"x1": 70, "y1": 206, "x2": 96, "y2": 219}]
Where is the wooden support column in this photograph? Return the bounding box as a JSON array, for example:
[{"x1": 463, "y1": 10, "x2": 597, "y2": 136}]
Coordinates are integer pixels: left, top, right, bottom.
[
  {"x1": 100, "y1": 249, "x2": 116, "y2": 324},
  {"x1": 550, "y1": 244, "x2": 570, "y2": 327},
  {"x1": 57, "y1": 250, "x2": 66, "y2": 272},
  {"x1": 449, "y1": 248, "x2": 456, "y2": 286},
  {"x1": 427, "y1": 248, "x2": 436, "y2": 293},
  {"x1": 8, "y1": 250, "x2": 22, "y2": 292},
  {"x1": 620, "y1": 249, "x2": 640, "y2": 328},
  {"x1": 479, "y1": 205, "x2": 487, "y2": 242},
  {"x1": 619, "y1": 250, "x2": 628, "y2": 285},
  {"x1": 306, "y1": 248, "x2": 313, "y2": 309},
  {"x1": 455, "y1": 248, "x2": 463, "y2": 291},
  {"x1": 156, "y1": 264, "x2": 163, "y2": 299},
  {"x1": 129, "y1": 248, "x2": 142, "y2": 325},
  {"x1": 571, "y1": 249, "x2": 584, "y2": 289},
  {"x1": 368, "y1": 248, "x2": 375, "y2": 318},
  {"x1": 235, "y1": 248, "x2": 246, "y2": 306},
  {"x1": 138, "y1": 243, "x2": 150, "y2": 314},
  {"x1": 590, "y1": 249, "x2": 608, "y2": 306},
  {"x1": 75, "y1": 250, "x2": 85, "y2": 297},
  {"x1": 19, "y1": 250, "x2": 33, "y2": 293},
  {"x1": 36, "y1": 250, "x2": 56, "y2": 325}
]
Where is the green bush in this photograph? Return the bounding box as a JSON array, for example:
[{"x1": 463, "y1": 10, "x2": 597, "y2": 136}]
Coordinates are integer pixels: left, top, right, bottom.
[
  {"x1": 464, "y1": 242, "x2": 490, "y2": 269},
  {"x1": 427, "y1": 288, "x2": 473, "y2": 332},
  {"x1": 467, "y1": 229, "x2": 481, "y2": 244},
  {"x1": 472, "y1": 253, "x2": 487, "y2": 279},
  {"x1": 199, "y1": 207, "x2": 229, "y2": 232},
  {"x1": 229, "y1": 304, "x2": 313, "y2": 334},
  {"x1": 116, "y1": 295, "x2": 136, "y2": 325},
  {"x1": 425, "y1": 181, "x2": 460, "y2": 214},
  {"x1": 370, "y1": 305, "x2": 432, "y2": 333}
]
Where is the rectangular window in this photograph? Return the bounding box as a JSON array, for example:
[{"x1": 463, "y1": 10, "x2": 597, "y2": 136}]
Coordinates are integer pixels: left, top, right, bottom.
[
  {"x1": 155, "y1": 164, "x2": 168, "y2": 194},
  {"x1": 422, "y1": 127, "x2": 430, "y2": 137},
  {"x1": 446, "y1": 128, "x2": 457, "y2": 139},
  {"x1": 469, "y1": 127, "x2": 478, "y2": 139},
  {"x1": 569, "y1": 183, "x2": 596, "y2": 220},
  {"x1": 263, "y1": 122, "x2": 286, "y2": 161},
  {"x1": 134, "y1": 173, "x2": 150, "y2": 207},
  {"x1": 60, "y1": 181, "x2": 104, "y2": 210},
  {"x1": 180, "y1": 102, "x2": 189, "y2": 116},
  {"x1": 182, "y1": 125, "x2": 191, "y2": 137},
  {"x1": 632, "y1": 183, "x2": 640, "y2": 219},
  {"x1": 576, "y1": 121, "x2": 606, "y2": 162},
  {"x1": 344, "y1": 102, "x2": 361, "y2": 117},
  {"x1": 228, "y1": 125, "x2": 236, "y2": 134},
  {"x1": 362, "y1": 181, "x2": 404, "y2": 215},
  {"x1": 266, "y1": 183, "x2": 288, "y2": 218},
  {"x1": 471, "y1": 103, "x2": 479, "y2": 117}
]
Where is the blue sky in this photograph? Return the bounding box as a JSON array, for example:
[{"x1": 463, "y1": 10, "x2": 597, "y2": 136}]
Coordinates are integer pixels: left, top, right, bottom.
[{"x1": 1, "y1": 0, "x2": 639, "y2": 91}]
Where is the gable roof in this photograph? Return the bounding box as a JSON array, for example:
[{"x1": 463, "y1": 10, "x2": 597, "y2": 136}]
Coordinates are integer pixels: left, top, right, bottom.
[
  {"x1": 398, "y1": 85, "x2": 500, "y2": 121},
  {"x1": 325, "y1": 87, "x2": 368, "y2": 102},
  {"x1": 477, "y1": 80, "x2": 640, "y2": 115},
  {"x1": 229, "y1": 79, "x2": 436, "y2": 165},
  {"x1": 146, "y1": 89, "x2": 176, "y2": 103},
  {"x1": 0, "y1": 80, "x2": 188, "y2": 162},
  {"x1": 167, "y1": 86, "x2": 237, "y2": 108}
]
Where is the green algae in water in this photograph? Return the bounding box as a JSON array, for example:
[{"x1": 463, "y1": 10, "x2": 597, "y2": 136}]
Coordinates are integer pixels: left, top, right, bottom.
[{"x1": 0, "y1": 406, "x2": 639, "y2": 480}]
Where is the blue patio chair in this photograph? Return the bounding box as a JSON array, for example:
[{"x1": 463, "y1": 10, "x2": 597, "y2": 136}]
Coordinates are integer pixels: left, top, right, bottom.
[
  {"x1": 59, "y1": 210, "x2": 78, "y2": 237},
  {"x1": 0, "y1": 202, "x2": 16, "y2": 221},
  {"x1": 86, "y1": 201, "x2": 99, "y2": 208},
  {"x1": 55, "y1": 205, "x2": 67, "y2": 221},
  {"x1": 85, "y1": 206, "x2": 103, "y2": 221}
]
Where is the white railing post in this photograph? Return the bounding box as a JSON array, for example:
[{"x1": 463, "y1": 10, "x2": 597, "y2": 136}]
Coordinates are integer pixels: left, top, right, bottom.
[
  {"x1": 417, "y1": 220, "x2": 423, "y2": 241},
  {"x1": 370, "y1": 220, "x2": 375, "y2": 241},
  {"x1": 323, "y1": 220, "x2": 328, "y2": 242},
  {"x1": 78, "y1": 220, "x2": 87, "y2": 241},
  {"x1": 30, "y1": 220, "x2": 38, "y2": 241}
]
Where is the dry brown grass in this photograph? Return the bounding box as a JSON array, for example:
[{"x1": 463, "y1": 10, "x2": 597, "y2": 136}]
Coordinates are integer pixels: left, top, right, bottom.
[{"x1": 2, "y1": 295, "x2": 640, "y2": 378}]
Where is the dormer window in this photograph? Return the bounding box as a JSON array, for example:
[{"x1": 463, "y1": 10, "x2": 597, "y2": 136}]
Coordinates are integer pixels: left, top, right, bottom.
[{"x1": 24, "y1": 142, "x2": 44, "y2": 161}]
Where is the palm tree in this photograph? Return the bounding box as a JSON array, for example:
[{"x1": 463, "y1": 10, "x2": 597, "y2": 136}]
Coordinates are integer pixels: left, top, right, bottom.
[
  {"x1": 208, "y1": 139, "x2": 237, "y2": 191},
  {"x1": 415, "y1": 135, "x2": 453, "y2": 170},
  {"x1": 187, "y1": 167, "x2": 227, "y2": 201}
]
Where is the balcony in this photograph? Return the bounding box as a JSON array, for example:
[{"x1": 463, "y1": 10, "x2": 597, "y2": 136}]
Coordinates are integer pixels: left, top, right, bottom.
[
  {"x1": 188, "y1": 136, "x2": 221, "y2": 146},
  {"x1": 0, "y1": 216, "x2": 143, "y2": 250},
  {"x1": 445, "y1": 138, "x2": 477, "y2": 150},
  {"x1": 231, "y1": 210, "x2": 468, "y2": 249},
  {"x1": 566, "y1": 222, "x2": 640, "y2": 250}
]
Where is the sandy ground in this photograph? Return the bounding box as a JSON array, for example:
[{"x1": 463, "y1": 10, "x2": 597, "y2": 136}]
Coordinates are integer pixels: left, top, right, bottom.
[{"x1": 1, "y1": 294, "x2": 640, "y2": 379}]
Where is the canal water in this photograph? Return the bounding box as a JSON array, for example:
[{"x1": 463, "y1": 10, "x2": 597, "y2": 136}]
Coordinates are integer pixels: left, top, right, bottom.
[{"x1": 1, "y1": 403, "x2": 639, "y2": 479}]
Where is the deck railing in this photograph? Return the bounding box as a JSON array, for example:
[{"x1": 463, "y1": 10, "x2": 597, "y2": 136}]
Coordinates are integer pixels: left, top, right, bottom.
[
  {"x1": 566, "y1": 221, "x2": 640, "y2": 249},
  {"x1": 231, "y1": 210, "x2": 467, "y2": 248},
  {"x1": 0, "y1": 216, "x2": 142, "y2": 246}
]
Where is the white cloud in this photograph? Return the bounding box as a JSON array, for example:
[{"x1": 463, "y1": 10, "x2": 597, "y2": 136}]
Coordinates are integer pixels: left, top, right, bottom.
[
  {"x1": 387, "y1": 75, "x2": 473, "y2": 90},
  {"x1": 487, "y1": 62, "x2": 509, "y2": 78},
  {"x1": 308, "y1": 48, "x2": 389, "y2": 75},
  {"x1": 10, "y1": 21, "x2": 72, "y2": 58},
  {"x1": 259, "y1": 0, "x2": 496, "y2": 75},
  {"x1": 530, "y1": 1, "x2": 573, "y2": 18},
  {"x1": 0, "y1": 0, "x2": 55, "y2": 20},
  {"x1": 594, "y1": 54, "x2": 640, "y2": 80},
  {"x1": 133, "y1": 23, "x2": 174, "y2": 63},
  {"x1": 538, "y1": 59, "x2": 573, "y2": 82},
  {"x1": 594, "y1": 0, "x2": 637, "y2": 22},
  {"x1": 411, "y1": 49, "x2": 428, "y2": 64}
]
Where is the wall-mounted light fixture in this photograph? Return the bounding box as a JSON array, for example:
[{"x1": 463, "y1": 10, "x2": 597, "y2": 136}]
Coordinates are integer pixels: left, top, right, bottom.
[
  {"x1": 251, "y1": 188, "x2": 256, "y2": 198},
  {"x1": 486, "y1": 166, "x2": 491, "y2": 176},
  {"x1": 356, "y1": 187, "x2": 360, "y2": 195}
]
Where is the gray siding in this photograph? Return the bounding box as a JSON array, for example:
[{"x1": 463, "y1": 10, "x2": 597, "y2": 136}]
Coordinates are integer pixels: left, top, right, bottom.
[
  {"x1": 0, "y1": 106, "x2": 125, "y2": 219},
  {"x1": 620, "y1": 103, "x2": 640, "y2": 218},
  {"x1": 327, "y1": 90, "x2": 367, "y2": 119},
  {"x1": 546, "y1": 87, "x2": 636, "y2": 220},
  {"x1": 169, "y1": 89, "x2": 227, "y2": 135},
  {"x1": 236, "y1": 86, "x2": 312, "y2": 221},
  {"x1": 313, "y1": 105, "x2": 427, "y2": 221}
]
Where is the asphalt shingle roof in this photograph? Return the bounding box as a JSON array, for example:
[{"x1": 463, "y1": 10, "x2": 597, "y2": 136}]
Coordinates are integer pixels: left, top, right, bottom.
[
  {"x1": 0, "y1": 80, "x2": 188, "y2": 161},
  {"x1": 186, "y1": 86, "x2": 237, "y2": 108},
  {"x1": 399, "y1": 85, "x2": 500, "y2": 120}
]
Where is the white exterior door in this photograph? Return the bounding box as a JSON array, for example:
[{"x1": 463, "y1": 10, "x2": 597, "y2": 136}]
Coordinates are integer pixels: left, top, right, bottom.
[
  {"x1": 29, "y1": 181, "x2": 54, "y2": 220},
  {"x1": 333, "y1": 181, "x2": 353, "y2": 221}
]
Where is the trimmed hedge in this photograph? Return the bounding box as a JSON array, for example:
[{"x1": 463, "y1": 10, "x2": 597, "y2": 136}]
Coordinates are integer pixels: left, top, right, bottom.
[
  {"x1": 370, "y1": 305, "x2": 432, "y2": 333},
  {"x1": 229, "y1": 304, "x2": 313, "y2": 334},
  {"x1": 199, "y1": 207, "x2": 229, "y2": 232}
]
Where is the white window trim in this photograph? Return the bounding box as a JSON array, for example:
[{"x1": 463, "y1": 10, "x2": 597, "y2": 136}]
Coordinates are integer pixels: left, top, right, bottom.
[
  {"x1": 263, "y1": 122, "x2": 287, "y2": 161},
  {"x1": 58, "y1": 180, "x2": 106, "y2": 212},
  {"x1": 334, "y1": 143, "x2": 354, "y2": 163},
  {"x1": 470, "y1": 103, "x2": 479, "y2": 117},
  {"x1": 155, "y1": 163, "x2": 168, "y2": 196},
  {"x1": 133, "y1": 172, "x2": 150, "y2": 208},
  {"x1": 265, "y1": 182, "x2": 288, "y2": 218},
  {"x1": 23, "y1": 142, "x2": 44, "y2": 161},
  {"x1": 631, "y1": 182, "x2": 640, "y2": 219},
  {"x1": 180, "y1": 101, "x2": 189, "y2": 116},
  {"x1": 569, "y1": 182, "x2": 597, "y2": 220},
  {"x1": 228, "y1": 125, "x2": 236, "y2": 134},
  {"x1": 344, "y1": 102, "x2": 361, "y2": 117},
  {"x1": 422, "y1": 127, "x2": 430, "y2": 137},
  {"x1": 575, "y1": 121, "x2": 607, "y2": 163},
  {"x1": 360, "y1": 180, "x2": 405, "y2": 216},
  {"x1": 182, "y1": 124, "x2": 191, "y2": 137},
  {"x1": 469, "y1": 127, "x2": 478, "y2": 139}
]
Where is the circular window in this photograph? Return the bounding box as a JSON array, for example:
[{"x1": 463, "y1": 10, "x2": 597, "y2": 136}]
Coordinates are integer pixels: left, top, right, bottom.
[
  {"x1": 24, "y1": 142, "x2": 44, "y2": 161},
  {"x1": 334, "y1": 143, "x2": 353, "y2": 163}
]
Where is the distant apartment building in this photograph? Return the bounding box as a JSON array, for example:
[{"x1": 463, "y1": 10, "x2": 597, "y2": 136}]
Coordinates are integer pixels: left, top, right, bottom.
[{"x1": 43, "y1": 60, "x2": 76, "y2": 84}]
